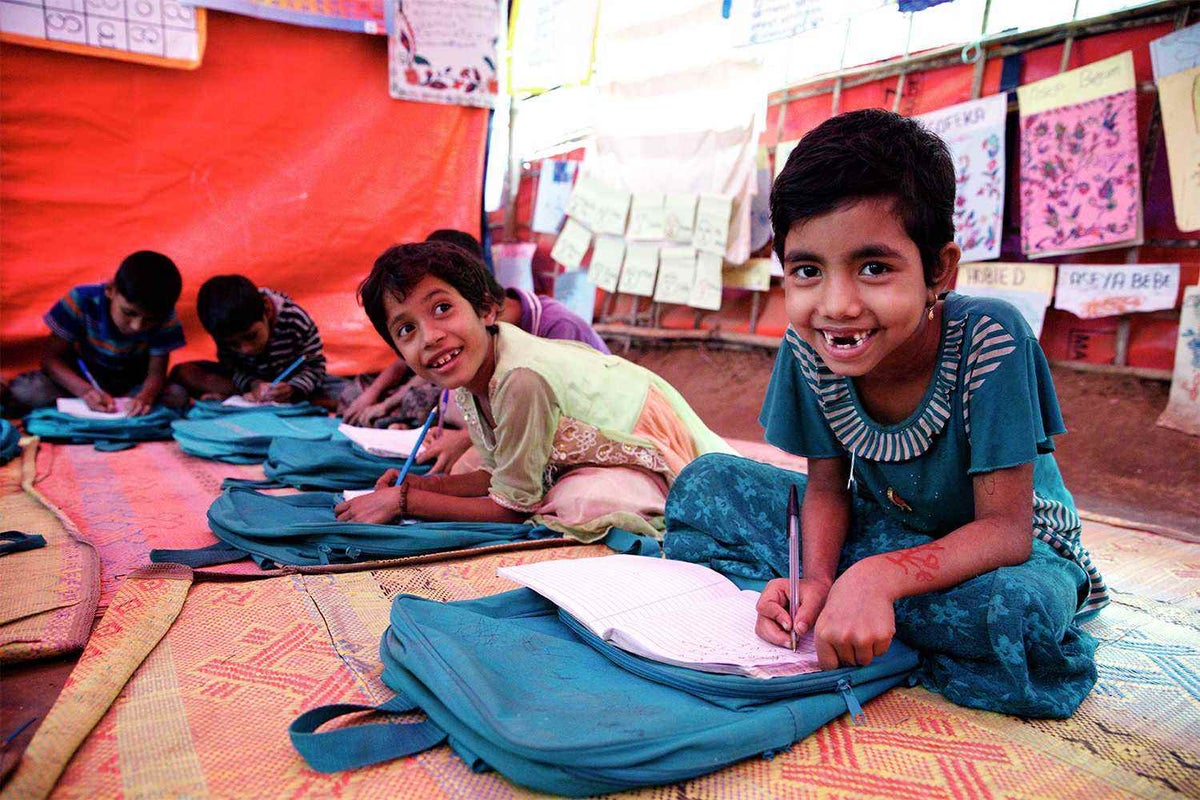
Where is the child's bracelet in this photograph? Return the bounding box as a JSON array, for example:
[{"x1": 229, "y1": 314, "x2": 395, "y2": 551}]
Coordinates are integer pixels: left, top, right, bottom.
[{"x1": 396, "y1": 483, "x2": 411, "y2": 519}]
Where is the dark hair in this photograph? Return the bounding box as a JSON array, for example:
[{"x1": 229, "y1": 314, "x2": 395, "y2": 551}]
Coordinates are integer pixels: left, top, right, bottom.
[
  {"x1": 770, "y1": 109, "x2": 955, "y2": 285},
  {"x1": 360, "y1": 241, "x2": 506, "y2": 350},
  {"x1": 425, "y1": 228, "x2": 484, "y2": 257},
  {"x1": 196, "y1": 275, "x2": 267, "y2": 339},
  {"x1": 113, "y1": 250, "x2": 182, "y2": 317}
]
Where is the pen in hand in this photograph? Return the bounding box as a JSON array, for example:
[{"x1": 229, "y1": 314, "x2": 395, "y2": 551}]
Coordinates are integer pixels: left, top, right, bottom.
[
  {"x1": 392, "y1": 404, "x2": 438, "y2": 489},
  {"x1": 787, "y1": 483, "x2": 800, "y2": 652}
]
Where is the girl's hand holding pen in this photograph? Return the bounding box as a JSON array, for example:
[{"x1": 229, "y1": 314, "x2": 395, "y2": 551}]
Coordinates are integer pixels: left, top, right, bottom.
[{"x1": 754, "y1": 576, "x2": 830, "y2": 649}]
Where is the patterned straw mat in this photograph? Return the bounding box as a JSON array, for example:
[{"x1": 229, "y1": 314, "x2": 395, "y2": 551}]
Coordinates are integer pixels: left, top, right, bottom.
[
  {"x1": 0, "y1": 439, "x2": 98, "y2": 663},
  {"x1": 7, "y1": 518, "x2": 1197, "y2": 799}
]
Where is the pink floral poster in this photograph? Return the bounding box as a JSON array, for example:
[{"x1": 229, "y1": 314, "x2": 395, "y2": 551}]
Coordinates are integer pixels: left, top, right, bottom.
[
  {"x1": 1017, "y1": 53, "x2": 1142, "y2": 257},
  {"x1": 917, "y1": 94, "x2": 1006, "y2": 262},
  {"x1": 388, "y1": 0, "x2": 501, "y2": 108}
]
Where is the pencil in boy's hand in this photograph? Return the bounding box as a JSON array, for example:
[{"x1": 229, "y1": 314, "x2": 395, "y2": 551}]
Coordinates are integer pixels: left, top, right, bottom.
[
  {"x1": 270, "y1": 355, "x2": 306, "y2": 386},
  {"x1": 392, "y1": 404, "x2": 438, "y2": 489},
  {"x1": 787, "y1": 484, "x2": 800, "y2": 652},
  {"x1": 76, "y1": 358, "x2": 102, "y2": 392}
]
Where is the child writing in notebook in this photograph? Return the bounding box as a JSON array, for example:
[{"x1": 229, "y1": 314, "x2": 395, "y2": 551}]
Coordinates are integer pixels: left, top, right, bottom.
[
  {"x1": 334, "y1": 240, "x2": 731, "y2": 541},
  {"x1": 6, "y1": 250, "x2": 185, "y2": 416},
  {"x1": 665, "y1": 109, "x2": 1106, "y2": 718}
]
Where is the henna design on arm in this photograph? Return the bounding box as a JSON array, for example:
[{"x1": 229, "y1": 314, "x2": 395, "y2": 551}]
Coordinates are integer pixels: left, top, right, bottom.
[{"x1": 883, "y1": 543, "x2": 945, "y2": 583}]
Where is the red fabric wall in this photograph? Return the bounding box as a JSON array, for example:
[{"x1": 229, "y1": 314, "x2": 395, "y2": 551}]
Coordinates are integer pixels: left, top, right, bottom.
[{"x1": 1, "y1": 14, "x2": 488, "y2": 377}]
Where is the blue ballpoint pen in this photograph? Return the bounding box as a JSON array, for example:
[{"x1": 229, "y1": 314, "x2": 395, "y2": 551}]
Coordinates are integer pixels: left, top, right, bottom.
[
  {"x1": 270, "y1": 355, "x2": 307, "y2": 385},
  {"x1": 787, "y1": 484, "x2": 800, "y2": 652},
  {"x1": 393, "y1": 405, "x2": 438, "y2": 488},
  {"x1": 76, "y1": 358, "x2": 102, "y2": 392}
]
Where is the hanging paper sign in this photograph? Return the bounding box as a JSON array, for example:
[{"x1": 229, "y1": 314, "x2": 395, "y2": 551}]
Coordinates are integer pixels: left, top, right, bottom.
[
  {"x1": 554, "y1": 270, "x2": 597, "y2": 323},
  {"x1": 689, "y1": 252, "x2": 724, "y2": 311},
  {"x1": 694, "y1": 194, "x2": 733, "y2": 256},
  {"x1": 1150, "y1": 24, "x2": 1200, "y2": 81},
  {"x1": 724, "y1": 257, "x2": 772, "y2": 292},
  {"x1": 183, "y1": 0, "x2": 381, "y2": 34},
  {"x1": 956, "y1": 262, "x2": 1056, "y2": 337},
  {"x1": 1157, "y1": 65, "x2": 1200, "y2": 233},
  {"x1": 0, "y1": 0, "x2": 205, "y2": 68},
  {"x1": 1017, "y1": 53, "x2": 1141, "y2": 257},
  {"x1": 1055, "y1": 263, "x2": 1180, "y2": 319},
  {"x1": 549, "y1": 218, "x2": 593, "y2": 270},
  {"x1": 388, "y1": 0, "x2": 501, "y2": 109},
  {"x1": 731, "y1": 0, "x2": 825, "y2": 47},
  {"x1": 617, "y1": 242, "x2": 659, "y2": 297},
  {"x1": 508, "y1": 0, "x2": 599, "y2": 93},
  {"x1": 491, "y1": 242, "x2": 536, "y2": 292},
  {"x1": 653, "y1": 247, "x2": 697, "y2": 305},
  {"x1": 774, "y1": 139, "x2": 800, "y2": 179},
  {"x1": 532, "y1": 160, "x2": 578, "y2": 234},
  {"x1": 588, "y1": 236, "x2": 625, "y2": 293},
  {"x1": 917, "y1": 94, "x2": 1006, "y2": 262},
  {"x1": 565, "y1": 177, "x2": 630, "y2": 235},
  {"x1": 1157, "y1": 285, "x2": 1200, "y2": 436},
  {"x1": 663, "y1": 193, "x2": 697, "y2": 243},
  {"x1": 627, "y1": 193, "x2": 665, "y2": 240}
]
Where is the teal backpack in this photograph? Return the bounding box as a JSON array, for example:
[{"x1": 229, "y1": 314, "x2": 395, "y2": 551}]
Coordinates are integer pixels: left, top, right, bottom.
[
  {"x1": 24, "y1": 406, "x2": 179, "y2": 450},
  {"x1": 245, "y1": 436, "x2": 429, "y2": 491},
  {"x1": 0, "y1": 420, "x2": 21, "y2": 463},
  {"x1": 289, "y1": 586, "x2": 919, "y2": 796},
  {"x1": 170, "y1": 412, "x2": 338, "y2": 463},
  {"x1": 185, "y1": 399, "x2": 328, "y2": 420}
]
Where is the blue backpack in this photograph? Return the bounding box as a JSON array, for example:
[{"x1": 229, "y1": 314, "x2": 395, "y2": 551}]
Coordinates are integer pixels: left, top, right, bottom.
[
  {"x1": 0, "y1": 420, "x2": 21, "y2": 464},
  {"x1": 170, "y1": 412, "x2": 339, "y2": 463},
  {"x1": 256, "y1": 436, "x2": 429, "y2": 490},
  {"x1": 24, "y1": 406, "x2": 179, "y2": 449},
  {"x1": 290, "y1": 587, "x2": 919, "y2": 796},
  {"x1": 185, "y1": 399, "x2": 328, "y2": 419}
]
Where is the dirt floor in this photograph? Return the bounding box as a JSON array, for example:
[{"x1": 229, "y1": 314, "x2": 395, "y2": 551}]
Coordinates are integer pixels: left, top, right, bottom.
[{"x1": 620, "y1": 342, "x2": 1200, "y2": 539}]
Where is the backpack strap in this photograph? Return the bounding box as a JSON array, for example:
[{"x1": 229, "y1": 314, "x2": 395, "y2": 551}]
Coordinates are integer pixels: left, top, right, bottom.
[
  {"x1": 289, "y1": 694, "x2": 447, "y2": 773},
  {"x1": 221, "y1": 476, "x2": 284, "y2": 490}
]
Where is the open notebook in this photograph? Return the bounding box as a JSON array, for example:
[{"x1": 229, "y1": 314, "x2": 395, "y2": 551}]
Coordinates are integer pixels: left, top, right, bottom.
[
  {"x1": 56, "y1": 397, "x2": 134, "y2": 419},
  {"x1": 337, "y1": 423, "x2": 426, "y2": 458},
  {"x1": 497, "y1": 555, "x2": 820, "y2": 679},
  {"x1": 221, "y1": 396, "x2": 284, "y2": 408}
]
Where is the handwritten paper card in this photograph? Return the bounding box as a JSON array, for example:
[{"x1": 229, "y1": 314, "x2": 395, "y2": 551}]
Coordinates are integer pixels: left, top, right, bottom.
[
  {"x1": 724, "y1": 257, "x2": 773, "y2": 292},
  {"x1": 588, "y1": 235, "x2": 625, "y2": 293},
  {"x1": 1157, "y1": 285, "x2": 1200, "y2": 436},
  {"x1": 663, "y1": 193, "x2": 697, "y2": 243},
  {"x1": 1157, "y1": 65, "x2": 1200, "y2": 233},
  {"x1": 1055, "y1": 263, "x2": 1180, "y2": 319},
  {"x1": 617, "y1": 242, "x2": 660, "y2": 297},
  {"x1": 492, "y1": 242, "x2": 536, "y2": 292},
  {"x1": 554, "y1": 270, "x2": 597, "y2": 323},
  {"x1": 565, "y1": 176, "x2": 631, "y2": 235},
  {"x1": 532, "y1": 159, "x2": 578, "y2": 234},
  {"x1": 917, "y1": 94, "x2": 1006, "y2": 262},
  {"x1": 1150, "y1": 24, "x2": 1200, "y2": 81},
  {"x1": 627, "y1": 192, "x2": 665, "y2": 240},
  {"x1": 508, "y1": 0, "x2": 599, "y2": 93},
  {"x1": 956, "y1": 262, "x2": 1056, "y2": 336},
  {"x1": 653, "y1": 247, "x2": 696, "y2": 305},
  {"x1": 1018, "y1": 53, "x2": 1141, "y2": 257},
  {"x1": 689, "y1": 252, "x2": 724, "y2": 311},
  {"x1": 694, "y1": 194, "x2": 733, "y2": 256},
  {"x1": 549, "y1": 218, "x2": 593, "y2": 270},
  {"x1": 388, "y1": 0, "x2": 501, "y2": 108}
]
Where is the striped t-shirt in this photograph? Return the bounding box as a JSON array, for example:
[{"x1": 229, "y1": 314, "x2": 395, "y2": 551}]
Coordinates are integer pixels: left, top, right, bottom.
[
  {"x1": 44, "y1": 283, "x2": 186, "y2": 395},
  {"x1": 217, "y1": 289, "x2": 327, "y2": 397}
]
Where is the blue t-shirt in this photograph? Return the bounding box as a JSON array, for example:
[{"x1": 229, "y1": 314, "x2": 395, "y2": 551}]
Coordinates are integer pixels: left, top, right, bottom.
[
  {"x1": 44, "y1": 283, "x2": 186, "y2": 394},
  {"x1": 760, "y1": 292, "x2": 1107, "y2": 617}
]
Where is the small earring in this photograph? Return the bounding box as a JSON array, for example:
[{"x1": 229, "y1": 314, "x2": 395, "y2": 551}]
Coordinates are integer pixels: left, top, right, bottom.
[{"x1": 927, "y1": 304, "x2": 935, "y2": 322}]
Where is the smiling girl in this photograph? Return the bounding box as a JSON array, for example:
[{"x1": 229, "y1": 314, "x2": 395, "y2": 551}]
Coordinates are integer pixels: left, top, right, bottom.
[
  {"x1": 664, "y1": 109, "x2": 1106, "y2": 718},
  {"x1": 334, "y1": 241, "x2": 731, "y2": 541}
]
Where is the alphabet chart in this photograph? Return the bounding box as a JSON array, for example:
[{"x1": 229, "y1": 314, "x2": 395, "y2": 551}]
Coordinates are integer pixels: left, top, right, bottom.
[{"x1": 0, "y1": 0, "x2": 205, "y2": 69}]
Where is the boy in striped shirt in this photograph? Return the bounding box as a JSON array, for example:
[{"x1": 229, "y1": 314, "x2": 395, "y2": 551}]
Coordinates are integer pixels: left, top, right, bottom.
[{"x1": 171, "y1": 275, "x2": 329, "y2": 404}]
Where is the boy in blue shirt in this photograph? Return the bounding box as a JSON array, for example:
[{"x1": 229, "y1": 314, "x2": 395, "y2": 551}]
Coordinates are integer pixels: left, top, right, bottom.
[{"x1": 7, "y1": 251, "x2": 185, "y2": 416}]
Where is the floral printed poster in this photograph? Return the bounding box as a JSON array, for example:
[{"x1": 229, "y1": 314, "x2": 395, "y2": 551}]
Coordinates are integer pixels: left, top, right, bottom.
[
  {"x1": 1017, "y1": 53, "x2": 1142, "y2": 257},
  {"x1": 917, "y1": 94, "x2": 1006, "y2": 262},
  {"x1": 388, "y1": 0, "x2": 501, "y2": 108}
]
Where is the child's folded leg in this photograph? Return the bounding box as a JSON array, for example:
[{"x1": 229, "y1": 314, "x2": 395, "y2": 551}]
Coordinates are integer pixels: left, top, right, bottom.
[{"x1": 7, "y1": 370, "x2": 70, "y2": 413}]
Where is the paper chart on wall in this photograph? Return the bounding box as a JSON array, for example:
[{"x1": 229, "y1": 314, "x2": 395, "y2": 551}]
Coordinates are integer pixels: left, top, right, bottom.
[
  {"x1": 549, "y1": 218, "x2": 593, "y2": 270},
  {"x1": 588, "y1": 235, "x2": 625, "y2": 293},
  {"x1": 1157, "y1": 285, "x2": 1200, "y2": 436},
  {"x1": 183, "y1": 0, "x2": 381, "y2": 33},
  {"x1": 554, "y1": 270, "x2": 597, "y2": 323},
  {"x1": 1054, "y1": 263, "x2": 1180, "y2": 319},
  {"x1": 0, "y1": 0, "x2": 205, "y2": 68},
  {"x1": 1017, "y1": 53, "x2": 1141, "y2": 257},
  {"x1": 1150, "y1": 24, "x2": 1200, "y2": 81},
  {"x1": 917, "y1": 94, "x2": 1006, "y2": 262},
  {"x1": 388, "y1": 0, "x2": 501, "y2": 108},
  {"x1": 689, "y1": 252, "x2": 724, "y2": 311},
  {"x1": 1157, "y1": 65, "x2": 1200, "y2": 233},
  {"x1": 532, "y1": 160, "x2": 579, "y2": 234},
  {"x1": 565, "y1": 176, "x2": 631, "y2": 236},
  {"x1": 663, "y1": 193, "x2": 697, "y2": 243},
  {"x1": 694, "y1": 194, "x2": 733, "y2": 256},
  {"x1": 627, "y1": 192, "x2": 665, "y2": 240},
  {"x1": 617, "y1": 242, "x2": 659, "y2": 297},
  {"x1": 730, "y1": 0, "x2": 825, "y2": 47},
  {"x1": 492, "y1": 242, "x2": 537, "y2": 292},
  {"x1": 653, "y1": 247, "x2": 696, "y2": 305},
  {"x1": 508, "y1": 0, "x2": 599, "y2": 93},
  {"x1": 955, "y1": 262, "x2": 1055, "y2": 336}
]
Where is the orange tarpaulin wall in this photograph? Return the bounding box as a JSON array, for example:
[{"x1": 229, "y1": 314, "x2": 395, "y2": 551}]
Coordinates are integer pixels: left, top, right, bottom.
[{"x1": 1, "y1": 14, "x2": 488, "y2": 378}]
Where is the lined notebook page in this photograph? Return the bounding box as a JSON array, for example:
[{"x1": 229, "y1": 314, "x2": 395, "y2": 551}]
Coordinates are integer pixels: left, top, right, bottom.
[
  {"x1": 498, "y1": 555, "x2": 819, "y2": 678},
  {"x1": 221, "y1": 396, "x2": 281, "y2": 408},
  {"x1": 337, "y1": 424, "x2": 425, "y2": 458},
  {"x1": 56, "y1": 397, "x2": 134, "y2": 419}
]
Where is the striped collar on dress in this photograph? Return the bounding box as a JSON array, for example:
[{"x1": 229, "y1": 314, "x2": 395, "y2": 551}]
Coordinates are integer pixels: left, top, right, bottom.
[{"x1": 784, "y1": 316, "x2": 965, "y2": 462}]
